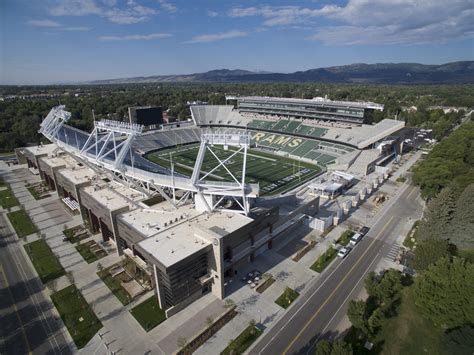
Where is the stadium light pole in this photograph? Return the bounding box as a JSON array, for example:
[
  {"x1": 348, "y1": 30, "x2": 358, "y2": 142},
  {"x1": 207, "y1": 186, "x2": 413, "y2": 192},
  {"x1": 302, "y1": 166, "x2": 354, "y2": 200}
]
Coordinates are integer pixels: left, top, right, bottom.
[{"x1": 170, "y1": 152, "x2": 176, "y2": 203}]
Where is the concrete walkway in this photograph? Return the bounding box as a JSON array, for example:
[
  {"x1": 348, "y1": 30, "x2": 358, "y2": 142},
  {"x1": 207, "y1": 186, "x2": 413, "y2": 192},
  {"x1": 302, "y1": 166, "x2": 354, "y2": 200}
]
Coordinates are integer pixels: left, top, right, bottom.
[
  {"x1": 2, "y1": 165, "x2": 160, "y2": 354},
  {"x1": 2, "y1": 162, "x2": 235, "y2": 355}
]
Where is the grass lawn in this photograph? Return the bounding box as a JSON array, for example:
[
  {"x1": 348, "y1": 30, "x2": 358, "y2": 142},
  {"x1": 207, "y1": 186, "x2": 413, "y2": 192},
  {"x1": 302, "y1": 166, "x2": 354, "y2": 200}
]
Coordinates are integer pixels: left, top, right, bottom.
[
  {"x1": 337, "y1": 230, "x2": 355, "y2": 246},
  {"x1": 97, "y1": 269, "x2": 131, "y2": 305},
  {"x1": 26, "y1": 184, "x2": 49, "y2": 200},
  {"x1": 0, "y1": 188, "x2": 19, "y2": 209},
  {"x1": 7, "y1": 209, "x2": 37, "y2": 237},
  {"x1": 310, "y1": 246, "x2": 338, "y2": 273},
  {"x1": 24, "y1": 239, "x2": 65, "y2": 283},
  {"x1": 221, "y1": 324, "x2": 263, "y2": 355},
  {"x1": 76, "y1": 244, "x2": 98, "y2": 264},
  {"x1": 51, "y1": 285, "x2": 102, "y2": 349},
  {"x1": 375, "y1": 287, "x2": 445, "y2": 354},
  {"x1": 130, "y1": 296, "x2": 166, "y2": 332},
  {"x1": 63, "y1": 226, "x2": 89, "y2": 243},
  {"x1": 396, "y1": 176, "x2": 407, "y2": 183},
  {"x1": 275, "y1": 287, "x2": 299, "y2": 309}
]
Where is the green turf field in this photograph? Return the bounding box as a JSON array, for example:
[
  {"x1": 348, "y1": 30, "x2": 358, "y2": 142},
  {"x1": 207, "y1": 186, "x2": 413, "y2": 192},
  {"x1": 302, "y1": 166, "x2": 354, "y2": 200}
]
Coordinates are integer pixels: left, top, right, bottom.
[{"x1": 145, "y1": 143, "x2": 322, "y2": 195}]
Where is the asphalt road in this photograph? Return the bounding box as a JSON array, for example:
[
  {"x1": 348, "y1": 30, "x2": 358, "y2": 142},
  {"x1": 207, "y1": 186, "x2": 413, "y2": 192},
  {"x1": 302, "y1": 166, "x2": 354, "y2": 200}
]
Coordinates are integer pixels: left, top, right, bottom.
[
  {"x1": 0, "y1": 213, "x2": 72, "y2": 355},
  {"x1": 250, "y1": 183, "x2": 422, "y2": 355}
]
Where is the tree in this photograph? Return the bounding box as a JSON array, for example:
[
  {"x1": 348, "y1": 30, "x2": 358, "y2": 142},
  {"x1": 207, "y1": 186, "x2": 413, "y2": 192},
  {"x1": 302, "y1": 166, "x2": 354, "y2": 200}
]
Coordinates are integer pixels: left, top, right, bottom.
[
  {"x1": 347, "y1": 300, "x2": 369, "y2": 335},
  {"x1": 412, "y1": 239, "x2": 449, "y2": 271},
  {"x1": 315, "y1": 339, "x2": 332, "y2": 355},
  {"x1": 364, "y1": 271, "x2": 380, "y2": 298},
  {"x1": 330, "y1": 339, "x2": 352, "y2": 355},
  {"x1": 450, "y1": 184, "x2": 474, "y2": 249},
  {"x1": 97, "y1": 262, "x2": 104, "y2": 273},
  {"x1": 315, "y1": 339, "x2": 352, "y2": 355},
  {"x1": 413, "y1": 257, "x2": 474, "y2": 328},
  {"x1": 442, "y1": 325, "x2": 474, "y2": 355},
  {"x1": 376, "y1": 269, "x2": 402, "y2": 305},
  {"x1": 363, "y1": 270, "x2": 402, "y2": 306},
  {"x1": 412, "y1": 122, "x2": 474, "y2": 199},
  {"x1": 367, "y1": 308, "x2": 385, "y2": 335},
  {"x1": 417, "y1": 185, "x2": 458, "y2": 241}
]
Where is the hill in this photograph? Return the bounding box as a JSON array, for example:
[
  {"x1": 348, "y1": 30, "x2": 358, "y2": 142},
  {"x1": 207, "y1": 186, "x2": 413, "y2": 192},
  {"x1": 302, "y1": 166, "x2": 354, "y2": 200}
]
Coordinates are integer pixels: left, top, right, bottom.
[{"x1": 87, "y1": 61, "x2": 474, "y2": 85}]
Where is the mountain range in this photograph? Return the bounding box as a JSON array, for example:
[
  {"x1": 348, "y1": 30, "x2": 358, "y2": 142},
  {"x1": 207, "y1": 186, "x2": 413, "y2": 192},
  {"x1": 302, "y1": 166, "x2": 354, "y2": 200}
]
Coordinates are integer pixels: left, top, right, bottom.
[{"x1": 88, "y1": 61, "x2": 474, "y2": 85}]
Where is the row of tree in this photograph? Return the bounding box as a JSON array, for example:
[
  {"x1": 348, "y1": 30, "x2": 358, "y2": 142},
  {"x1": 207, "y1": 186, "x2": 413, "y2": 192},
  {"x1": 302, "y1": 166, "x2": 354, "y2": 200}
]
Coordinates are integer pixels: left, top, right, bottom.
[
  {"x1": 412, "y1": 182, "x2": 474, "y2": 271},
  {"x1": 412, "y1": 121, "x2": 474, "y2": 199},
  {"x1": 339, "y1": 258, "x2": 473, "y2": 355},
  {"x1": 1, "y1": 83, "x2": 472, "y2": 152}
]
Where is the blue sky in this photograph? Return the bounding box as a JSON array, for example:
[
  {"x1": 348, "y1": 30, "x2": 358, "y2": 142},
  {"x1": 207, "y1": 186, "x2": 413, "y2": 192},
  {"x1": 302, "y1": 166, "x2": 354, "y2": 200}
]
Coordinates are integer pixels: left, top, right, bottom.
[{"x1": 1, "y1": 0, "x2": 473, "y2": 84}]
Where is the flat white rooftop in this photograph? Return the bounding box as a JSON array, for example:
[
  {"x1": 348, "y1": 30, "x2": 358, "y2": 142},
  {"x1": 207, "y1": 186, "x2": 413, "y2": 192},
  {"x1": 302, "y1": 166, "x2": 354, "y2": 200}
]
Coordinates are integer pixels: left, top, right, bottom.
[
  {"x1": 57, "y1": 165, "x2": 94, "y2": 185},
  {"x1": 40, "y1": 154, "x2": 82, "y2": 169},
  {"x1": 24, "y1": 144, "x2": 57, "y2": 156},
  {"x1": 120, "y1": 202, "x2": 252, "y2": 268},
  {"x1": 229, "y1": 96, "x2": 384, "y2": 110},
  {"x1": 82, "y1": 182, "x2": 144, "y2": 211}
]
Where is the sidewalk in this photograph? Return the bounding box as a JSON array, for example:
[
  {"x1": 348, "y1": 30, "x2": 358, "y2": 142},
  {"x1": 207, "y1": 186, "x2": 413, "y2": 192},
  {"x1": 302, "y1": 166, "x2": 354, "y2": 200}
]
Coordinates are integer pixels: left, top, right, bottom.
[{"x1": 2, "y1": 164, "x2": 160, "y2": 354}]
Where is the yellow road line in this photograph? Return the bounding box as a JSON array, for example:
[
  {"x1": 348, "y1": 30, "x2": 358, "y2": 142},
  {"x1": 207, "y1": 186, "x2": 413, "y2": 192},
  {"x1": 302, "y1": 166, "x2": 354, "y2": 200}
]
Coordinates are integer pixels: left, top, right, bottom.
[
  {"x1": 283, "y1": 215, "x2": 396, "y2": 354},
  {"x1": 0, "y1": 264, "x2": 33, "y2": 355}
]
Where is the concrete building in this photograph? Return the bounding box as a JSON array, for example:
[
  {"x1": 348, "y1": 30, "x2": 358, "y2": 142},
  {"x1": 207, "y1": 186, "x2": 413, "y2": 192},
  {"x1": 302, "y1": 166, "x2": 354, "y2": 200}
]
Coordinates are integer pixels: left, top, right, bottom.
[
  {"x1": 116, "y1": 203, "x2": 279, "y2": 316},
  {"x1": 20, "y1": 144, "x2": 286, "y2": 317}
]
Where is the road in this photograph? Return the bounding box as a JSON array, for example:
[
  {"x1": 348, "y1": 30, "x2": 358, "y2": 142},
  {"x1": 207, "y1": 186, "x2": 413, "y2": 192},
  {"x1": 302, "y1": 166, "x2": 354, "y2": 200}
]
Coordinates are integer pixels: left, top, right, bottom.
[
  {"x1": 0, "y1": 213, "x2": 72, "y2": 355},
  {"x1": 250, "y1": 183, "x2": 422, "y2": 355}
]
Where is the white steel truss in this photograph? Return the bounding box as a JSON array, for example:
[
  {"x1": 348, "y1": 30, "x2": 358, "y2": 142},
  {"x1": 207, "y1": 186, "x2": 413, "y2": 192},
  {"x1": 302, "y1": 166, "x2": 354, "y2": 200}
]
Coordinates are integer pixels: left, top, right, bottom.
[
  {"x1": 39, "y1": 107, "x2": 259, "y2": 215},
  {"x1": 39, "y1": 105, "x2": 71, "y2": 141},
  {"x1": 192, "y1": 133, "x2": 251, "y2": 215},
  {"x1": 80, "y1": 119, "x2": 143, "y2": 171}
]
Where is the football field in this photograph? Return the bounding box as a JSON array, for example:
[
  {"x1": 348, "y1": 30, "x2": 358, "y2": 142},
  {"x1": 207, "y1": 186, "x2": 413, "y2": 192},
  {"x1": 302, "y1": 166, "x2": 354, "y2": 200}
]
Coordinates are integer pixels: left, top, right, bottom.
[{"x1": 145, "y1": 143, "x2": 322, "y2": 195}]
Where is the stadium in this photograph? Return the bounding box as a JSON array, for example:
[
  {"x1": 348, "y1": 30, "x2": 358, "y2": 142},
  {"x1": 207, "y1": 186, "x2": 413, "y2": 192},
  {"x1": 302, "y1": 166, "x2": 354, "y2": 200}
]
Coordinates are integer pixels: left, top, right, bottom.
[{"x1": 17, "y1": 95, "x2": 404, "y2": 316}]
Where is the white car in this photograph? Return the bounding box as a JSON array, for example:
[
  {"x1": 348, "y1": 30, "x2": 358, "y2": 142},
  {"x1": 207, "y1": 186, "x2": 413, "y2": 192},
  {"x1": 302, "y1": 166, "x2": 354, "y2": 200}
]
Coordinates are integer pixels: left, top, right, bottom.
[
  {"x1": 337, "y1": 247, "x2": 351, "y2": 258},
  {"x1": 349, "y1": 233, "x2": 363, "y2": 247}
]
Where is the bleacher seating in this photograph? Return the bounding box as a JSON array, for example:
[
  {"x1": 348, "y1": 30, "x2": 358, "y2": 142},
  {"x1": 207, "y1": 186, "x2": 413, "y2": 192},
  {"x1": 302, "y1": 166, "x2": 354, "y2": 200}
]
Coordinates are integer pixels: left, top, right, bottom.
[
  {"x1": 282, "y1": 120, "x2": 302, "y2": 133},
  {"x1": 289, "y1": 140, "x2": 319, "y2": 156},
  {"x1": 135, "y1": 106, "x2": 359, "y2": 169},
  {"x1": 270, "y1": 120, "x2": 288, "y2": 131}
]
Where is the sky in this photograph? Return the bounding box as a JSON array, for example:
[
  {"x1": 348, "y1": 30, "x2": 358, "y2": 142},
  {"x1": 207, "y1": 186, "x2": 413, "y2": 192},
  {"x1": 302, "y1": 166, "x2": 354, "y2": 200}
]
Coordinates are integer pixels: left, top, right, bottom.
[{"x1": 1, "y1": 0, "x2": 473, "y2": 84}]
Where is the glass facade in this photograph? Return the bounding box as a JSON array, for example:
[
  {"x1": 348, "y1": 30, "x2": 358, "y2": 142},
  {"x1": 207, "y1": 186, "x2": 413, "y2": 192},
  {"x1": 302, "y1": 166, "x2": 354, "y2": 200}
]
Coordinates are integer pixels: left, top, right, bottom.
[{"x1": 237, "y1": 98, "x2": 367, "y2": 123}]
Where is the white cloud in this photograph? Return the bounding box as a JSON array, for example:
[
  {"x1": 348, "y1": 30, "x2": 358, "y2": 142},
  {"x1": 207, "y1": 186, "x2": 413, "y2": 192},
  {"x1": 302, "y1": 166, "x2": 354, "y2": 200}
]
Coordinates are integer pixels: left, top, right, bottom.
[
  {"x1": 158, "y1": 0, "x2": 177, "y2": 13},
  {"x1": 49, "y1": 0, "x2": 161, "y2": 24},
  {"x1": 98, "y1": 32, "x2": 172, "y2": 41},
  {"x1": 27, "y1": 19, "x2": 62, "y2": 27},
  {"x1": 227, "y1": 6, "x2": 329, "y2": 26},
  {"x1": 207, "y1": 10, "x2": 218, "y2": 18},
  {"x1": 49, "y1": 0, "x2": 102, "y2": 16},
  {"x1": 227, "y1": 0, "x2": 474, "y2": 45},
  {"x1": 61, "y1": 26, "x2": 92, "y2": 31},
  {"x1": 188, "y1": 30, "x2": 248, "y2": 43}
]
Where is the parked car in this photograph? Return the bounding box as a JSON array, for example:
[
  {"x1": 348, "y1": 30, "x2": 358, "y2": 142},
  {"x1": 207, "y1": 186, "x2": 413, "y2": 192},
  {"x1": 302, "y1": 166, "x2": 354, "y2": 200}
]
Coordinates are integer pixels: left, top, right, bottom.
[
  {"x1": 359, "y1": 226, "x2": 370, "y2": 236},
  {"x1": 337, "y1": 247, "x2": 351, "y2": 258},
  {"x1": 349, "y1": 233, "x2": 363, "y2": 246}
]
